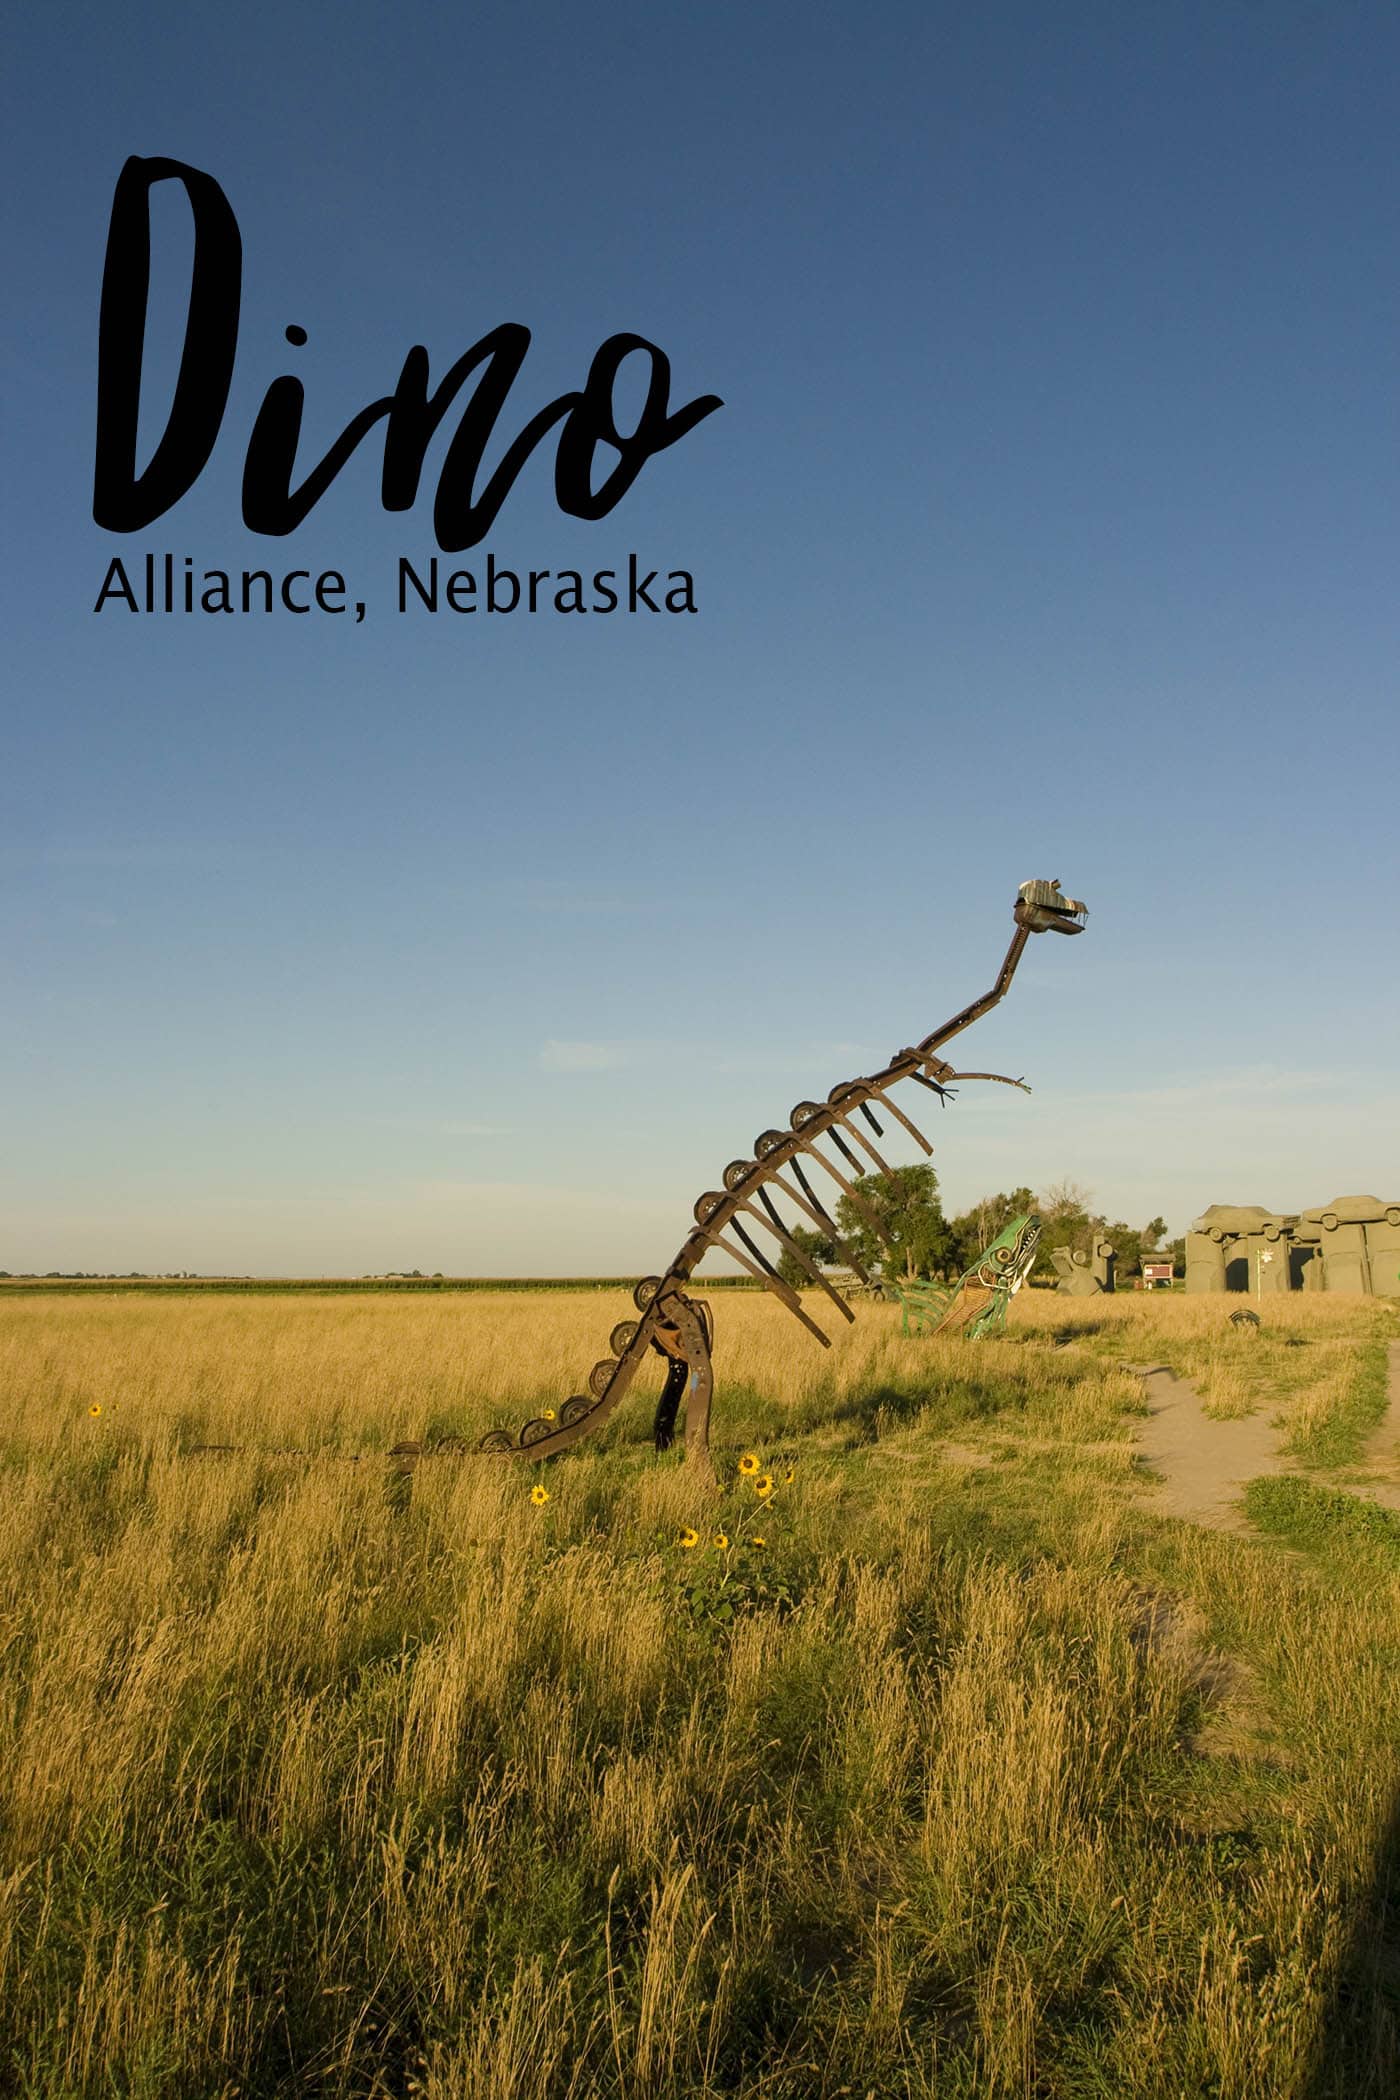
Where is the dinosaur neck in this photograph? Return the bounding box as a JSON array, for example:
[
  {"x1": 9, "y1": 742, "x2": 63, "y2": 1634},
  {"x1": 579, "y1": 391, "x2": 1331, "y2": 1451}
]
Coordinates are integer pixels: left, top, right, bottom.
[{"x1": 915, "y1": 924, "x2": 1030, "y2": 1055}]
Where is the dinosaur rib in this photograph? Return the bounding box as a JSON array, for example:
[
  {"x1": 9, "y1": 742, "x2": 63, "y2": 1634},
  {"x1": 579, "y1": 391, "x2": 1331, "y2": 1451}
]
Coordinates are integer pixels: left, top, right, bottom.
[
  {"x1": 728, "y1": 1216, "x2": 786, "y2": 1287},
  {"x1": 824, "y1": 1123, "x2": 870, "y2": 1179},
  {"x1": 827, "y1": 1107, "x2": 895, "y2": 1181},
  {"x1": 790, "y1": 1140, "x2": 893, "y2": 1247},
  {"x1": 755, "y1": 1179, "x2": 865, "y2": 1295},
  {"x1": 865, "y1": 1090, "x2": 934, "y2": 1154},
  {"x1": 477, "y1": 880, "x2": 1087, "y2": 1465},
  {"x1": 736, "y1": 1211, "x2": 843, "y2": 1318},
  {"x1": 778, "y1": 1163, "x2": 873, "y2": 1280},
  {"x1": 697, "y1": 1228, "x2": 833, "y2": 1345},
  {"x1": 741, "y1": 1193, "x2": 857, "y2": 1323}
]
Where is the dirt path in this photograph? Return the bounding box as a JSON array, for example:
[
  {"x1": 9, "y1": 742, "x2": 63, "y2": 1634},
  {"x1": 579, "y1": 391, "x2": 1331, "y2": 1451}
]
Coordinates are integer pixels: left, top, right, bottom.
[
  {"x1": 1129, "y1": 1363, "x2": 1288, "y2": 1531},
  {"x1": 1131, "y1": 1341, "x2": 1400, "y2": 1529}
]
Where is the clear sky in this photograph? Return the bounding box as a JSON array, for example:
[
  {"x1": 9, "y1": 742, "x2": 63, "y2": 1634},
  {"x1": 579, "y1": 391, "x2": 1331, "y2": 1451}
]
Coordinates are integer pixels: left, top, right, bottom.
[{"x1": 4, "y1": 1, "x2": 1397, "y2": 1274}]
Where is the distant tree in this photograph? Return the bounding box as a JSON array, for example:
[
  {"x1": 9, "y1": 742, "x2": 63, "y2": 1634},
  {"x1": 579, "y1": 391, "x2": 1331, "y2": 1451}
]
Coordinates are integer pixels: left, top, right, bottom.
[
  {"x1": 776, "y1": 1224, "x2": 836, "y2": 1289},
  {"x1": 1039, "y1": 1177, "x2": 1096, "y2": 1216},
  {"x1": 778, "y1": 1166, "x2": 1176, "y2": 1289},
  {"x1": 1038, "y1": 1189, "x2": 1176, "y2": 1280},
  {"x1": 834, "y1": 1165, "x2": 956, "y2": 1282},
  {"x1": 1037, "y1": 1179, "x2": 1098, "y2": 1258},
  {"x1": 1110, "y1": 1214, "x2": 1170, "y2": 1280},
  {"x1": 948, "y1": 1186, "x2": 1038, "y2": 1273}
]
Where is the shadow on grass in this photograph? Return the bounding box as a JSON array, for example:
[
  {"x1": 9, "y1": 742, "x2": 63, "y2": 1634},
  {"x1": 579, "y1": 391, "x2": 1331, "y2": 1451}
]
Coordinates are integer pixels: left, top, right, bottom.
[
  {"x1": 1308, "y1": 1785, "x2": 1400, "y2": 2097},
  {"x1": 819, "y1": 1372, "x2": 1030, "y2": 1445},
  {"x1": 1051, "y1": 1320, "x2": 1111, "y2": 1344}
]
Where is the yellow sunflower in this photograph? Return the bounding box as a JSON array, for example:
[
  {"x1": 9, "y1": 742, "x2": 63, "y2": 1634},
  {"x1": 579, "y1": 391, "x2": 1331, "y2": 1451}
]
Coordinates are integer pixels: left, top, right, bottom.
[
  {"x1": 783, "y1": 1468, "x2": 795, "y2": 1483},
  {"x1": 530, "y1": 1484, "x2": 550, "y2": 1506},
  {"x1": 738, "y1": 1453, "x2": 759, "y2": 1476},
  {"x1": 678, "y1": 1526, "x2": 699, "y2": 1549},
  {"x1": 755, "y1": 1475, "x2": 774, "y2": 1498},
  {"x1": 713, "y1": 1531, "x2": 729, "y2": 1550},
  {"x1": 88, "y1": 1404, "x2": 103, "y2": 1418},
  {"x1": 751, "y1": 1535, "x2": 767, "y2": 1547},
  {"x1": 541, "y1": 1408, "x2": 557, "y2": 1421}
]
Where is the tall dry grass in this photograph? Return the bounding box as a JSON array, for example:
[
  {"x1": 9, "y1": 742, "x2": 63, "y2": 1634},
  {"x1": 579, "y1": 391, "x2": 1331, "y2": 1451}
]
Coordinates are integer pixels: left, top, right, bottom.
[{"x1": 0, "y1": 1286, "x2": 1395, "y2": 2095}]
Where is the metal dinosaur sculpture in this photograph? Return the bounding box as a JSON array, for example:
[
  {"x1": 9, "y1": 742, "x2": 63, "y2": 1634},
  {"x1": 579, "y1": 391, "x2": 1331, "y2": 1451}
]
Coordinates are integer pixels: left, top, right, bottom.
[
  {"x1": 888, "y1": 1211, "x2": 1044, "y2": 1339},
  {"x1": 479, "y1": 879, "x2": 1087, "y2": 1474}
]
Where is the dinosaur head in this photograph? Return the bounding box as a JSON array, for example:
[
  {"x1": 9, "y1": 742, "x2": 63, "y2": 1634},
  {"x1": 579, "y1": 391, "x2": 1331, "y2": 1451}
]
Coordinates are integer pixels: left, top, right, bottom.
[
  {"x1": 1014, "y1": 879, "x2": 1088, "y2": 935},
  {"x1": 980, "y1": 1212, "x2": 1043, "y2": 1289}
]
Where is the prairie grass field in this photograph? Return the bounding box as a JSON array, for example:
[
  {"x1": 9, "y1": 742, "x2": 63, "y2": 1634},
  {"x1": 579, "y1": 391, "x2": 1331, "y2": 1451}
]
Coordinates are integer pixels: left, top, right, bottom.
[{"x1": 1, "y1": 1285, "x2": 1398, "y2": 2097}]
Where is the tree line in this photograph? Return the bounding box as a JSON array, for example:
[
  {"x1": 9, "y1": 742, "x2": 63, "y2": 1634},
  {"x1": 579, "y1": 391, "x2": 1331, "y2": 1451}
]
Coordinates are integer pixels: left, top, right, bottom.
[{"x1": 775, "y1": 1166, "x2": 1179, "y2": 1288}]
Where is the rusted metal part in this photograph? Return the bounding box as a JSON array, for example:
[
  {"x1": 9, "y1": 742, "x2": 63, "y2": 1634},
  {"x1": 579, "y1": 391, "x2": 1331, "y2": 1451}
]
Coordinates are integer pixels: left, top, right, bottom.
[
  {"x1": 789, "y1": 1141, "x2": 894, "y2": 1248},
  {"x1": 187, "y1": 1440, "x2": 460, "y2": 1462},
  {"x1": 945, "y1": 1071, "x2": 1031, "y2": 1091},
  {"x1": 734, "y1": 1193, "x2": 856, "y2": 1324},
  {"x1": 649, "y1": 1292, "x2": 716, "y2": 1481},
  {"x1": 478, "y1": 880, "x2": 1087, "y2": 1469},
  {"x1": 867, "y1": 1090, "x2": 934, "y2": 1155},
  {"x1": 691, "y1": 1223, "x2": 832, "y2": 1343},
  {"x1": 773, "y1": 1163, "x2": 872, "y2": 1281}
]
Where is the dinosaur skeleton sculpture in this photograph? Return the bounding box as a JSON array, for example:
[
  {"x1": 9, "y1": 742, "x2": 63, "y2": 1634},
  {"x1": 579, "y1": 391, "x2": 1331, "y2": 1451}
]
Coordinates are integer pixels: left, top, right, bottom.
[
  {"x1": 887, "y1": 1212, "x2": 1043, "y2": 1339},
  {"x1": 479, "y1": 880, "x2": 1087, "y2": 1473}
]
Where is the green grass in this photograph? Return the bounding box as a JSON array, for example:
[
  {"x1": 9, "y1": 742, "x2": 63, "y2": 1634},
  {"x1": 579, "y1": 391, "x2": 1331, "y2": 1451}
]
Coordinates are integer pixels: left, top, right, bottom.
[
  {"x1": 1243, "y1": 1473, "x2": 1400, "y2": 1566},
  {"x1": 1287, "y1": 1334, "x2": 1395, "y2": 1468}
]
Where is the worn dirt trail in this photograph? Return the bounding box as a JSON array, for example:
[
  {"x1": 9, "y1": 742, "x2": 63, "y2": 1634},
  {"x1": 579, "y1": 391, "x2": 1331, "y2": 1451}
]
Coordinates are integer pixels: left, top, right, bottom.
[
  {"x1": 1130, "y1": 1364, "x2": 1287, "y2": 1531},
  {"x1": 1131, "y1": 1341, "x2": 1400, "y2": 1530}
]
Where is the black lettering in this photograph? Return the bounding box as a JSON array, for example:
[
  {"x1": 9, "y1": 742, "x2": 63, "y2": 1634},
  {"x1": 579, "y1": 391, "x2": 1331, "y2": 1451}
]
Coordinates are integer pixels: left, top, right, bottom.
[
  {"x1": 280, "y1": 570, "x2": 311, "y2": 612},
  {"x1": 554, "y1": 336, "x2": 722, "y2": 521},
  {"x1": 242, "y1": 569, "x2": 273, "y2": 612},
  {"x1": 432, "y1": 328, "x2": 576, "y2": 553},
  {"x1": 554, "y1": 571, "x2": 585, "y2": 613},
  {"x1": 399, "y1": 556, "x2": 436, "y2": 610},
  {"x1": 243, "y1": 358, "x2": 394, "y2": 535},
  {"x1": 93, "y1": 556, "x2": 138, "y2": 611},
  {"x1": 593, "y1": 568, "x2": 617, "y2": 612},
  {"x1": 91, "y1": 161, "x2": 723, "y2": 549},
  {"x1": 628, "y1": 554, "x2": 659, "y2": 612},
  {"x1": 315, "y1": 570, "x2": 346, "y2": 613},
  {"x1": 665, "y1": 571, "x2": 697, "y2": 613},
  {"x1": 528, "y1": 567, "x2": 550, "y2": 609},
  {"x1": 445, "y1": 568, "x2": 476, "y2": 611},
  {"x1": 201, "y1": 570, "x2": 233, "y2": 613},
  {"x1": 486, "y1": 555, "x2": 518, "y2": 612},
  {"x1": 94, "y1": 157, "x2": 242, "y2": 531}
]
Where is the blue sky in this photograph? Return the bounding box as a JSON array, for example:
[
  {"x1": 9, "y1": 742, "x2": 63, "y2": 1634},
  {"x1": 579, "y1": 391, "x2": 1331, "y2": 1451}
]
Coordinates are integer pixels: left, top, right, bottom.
[{"x1": 3, "y1": 1, "x2": 1397, "y2": 1274}]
